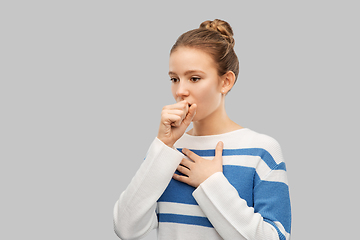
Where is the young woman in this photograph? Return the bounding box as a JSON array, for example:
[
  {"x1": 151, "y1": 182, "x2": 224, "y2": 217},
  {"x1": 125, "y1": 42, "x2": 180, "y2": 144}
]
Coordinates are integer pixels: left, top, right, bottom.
[{"x1": 113, "y1": 19, "x2": 291, "y2": 240}]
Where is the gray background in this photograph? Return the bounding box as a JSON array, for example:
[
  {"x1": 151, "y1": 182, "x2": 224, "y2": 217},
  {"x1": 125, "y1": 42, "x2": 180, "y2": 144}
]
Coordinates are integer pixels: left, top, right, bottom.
[{"x1": 1, "y1": 1, "x2": 359, "y2": 239}]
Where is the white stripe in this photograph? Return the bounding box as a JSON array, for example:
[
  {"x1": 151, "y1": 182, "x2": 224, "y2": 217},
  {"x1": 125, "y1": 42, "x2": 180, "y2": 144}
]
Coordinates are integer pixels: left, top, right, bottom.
[
  {"x1": 223, "y1": 155, "x2": 259, "y2": 168},
  {"x1": 255, "y1": 160, "x2": 272, "y2": 180},
  {"x1": 157, "y1": 202, "x2": 206, "y2": 218},
  {"x1": 265, "y1": 170, "x2": 288, "y2": 185}
]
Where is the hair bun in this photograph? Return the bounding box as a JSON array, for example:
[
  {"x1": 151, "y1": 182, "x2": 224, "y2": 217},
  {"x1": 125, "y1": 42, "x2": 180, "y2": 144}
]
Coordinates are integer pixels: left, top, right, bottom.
[{"x1": 200, "y1": 19, "x2": 235, "y2": 47}]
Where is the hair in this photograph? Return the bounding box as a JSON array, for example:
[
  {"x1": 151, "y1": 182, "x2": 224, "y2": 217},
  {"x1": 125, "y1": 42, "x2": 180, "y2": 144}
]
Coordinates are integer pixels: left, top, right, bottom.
[{"x1": 171, "y1": 19, "x2": 239, "y2": 85}]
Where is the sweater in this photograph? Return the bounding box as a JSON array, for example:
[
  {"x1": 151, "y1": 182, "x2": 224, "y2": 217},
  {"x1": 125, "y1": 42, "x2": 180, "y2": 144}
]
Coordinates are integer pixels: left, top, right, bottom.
[{"x1": 113, "y1": 128, "x2": 291, "y2": 240}]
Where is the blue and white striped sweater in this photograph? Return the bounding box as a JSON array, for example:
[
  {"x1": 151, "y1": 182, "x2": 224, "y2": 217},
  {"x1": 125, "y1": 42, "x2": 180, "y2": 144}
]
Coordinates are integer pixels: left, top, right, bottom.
[
  {"x1": 157, "y1": 129, "x2": 291, "y2": 239},
  {"x1": 114, "y1": 128, "x2": 291, "y2": 240}
]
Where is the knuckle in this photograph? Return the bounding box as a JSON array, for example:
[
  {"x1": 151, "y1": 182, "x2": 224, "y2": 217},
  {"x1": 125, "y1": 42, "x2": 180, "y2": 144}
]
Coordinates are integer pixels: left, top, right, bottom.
[
  {"x1": 180, "y1": 101, "x2": 187, "y2": 109},
  {"x1": 160, "y1": 113, "x2": 168, "y2": 120},
  {"x1": 162, "y1": 105, "x2": 171, "y2": 111}
]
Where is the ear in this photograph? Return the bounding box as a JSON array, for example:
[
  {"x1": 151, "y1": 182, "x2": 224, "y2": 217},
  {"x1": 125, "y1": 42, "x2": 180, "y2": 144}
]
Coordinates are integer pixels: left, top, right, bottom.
[{"x1": 220, "y1": 71, "x2": 236, "y2": 95}]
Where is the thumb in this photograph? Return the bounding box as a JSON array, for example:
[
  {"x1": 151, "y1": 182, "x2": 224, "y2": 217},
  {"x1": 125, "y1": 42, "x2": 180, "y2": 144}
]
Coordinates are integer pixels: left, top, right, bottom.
[
  {"x1": 214, "y1": 141, "x2": 224, "y2": 161},
  {"x1": 182, "y1": 104, "x2": 197, "y2": 127}
]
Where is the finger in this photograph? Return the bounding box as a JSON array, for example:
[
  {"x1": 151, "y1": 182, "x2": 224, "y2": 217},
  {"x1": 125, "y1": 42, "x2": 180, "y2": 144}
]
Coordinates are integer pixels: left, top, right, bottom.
[
  {"x1": 214, "y1": 141, "x2": 224, "y2": 161},
  {"x1": 173, "y1": 100, "x2": 189, "y2": 112},
  {"x1": 164, "y1": 109, "x2": 187, "y2": 124},
  {"x1": 165, "y1": 109, "x2": 186, "y2": 116},
  {"x1": 173, "y1": 173, "x2": 190, "y2": 184},
  {"x1": 180, "y1": 158, "x2": 194, "y2": 168},
  {"x1": 182, "y1": 100, "x2": 190, "y2": 112},
  {"x1": 162, "y1": 113, "x2": 182, "y2": 127},
  {"x1": 163, "y1": 101, "x2": 189, "y2": 116},
  {"x1": 182, "y1": 148, "x2": 200, "y2": 162},
  {"x1": 182, "y1": 104, "x2": 197, "y2": 127},
  {"x1": 165, "y1": 102, "x2": 189, "y2": 125},
  {"x1": 176, "y1": 164, "x2": 190, "y2": 176}
]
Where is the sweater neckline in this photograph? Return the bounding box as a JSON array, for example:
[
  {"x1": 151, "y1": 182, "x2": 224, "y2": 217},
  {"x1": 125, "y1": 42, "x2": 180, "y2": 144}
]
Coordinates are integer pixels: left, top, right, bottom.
[{"x1": 184, "y1": 128, "x2": 248, "y2": 139}]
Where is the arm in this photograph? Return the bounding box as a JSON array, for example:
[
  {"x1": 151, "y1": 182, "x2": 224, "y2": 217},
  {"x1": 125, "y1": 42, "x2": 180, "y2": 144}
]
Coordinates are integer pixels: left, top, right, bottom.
[
  {"x1": 113, "y1": 138, "x2": 184, "y2": 240},
  {"x1": 192, "y1": 141, "x2": 291, "y2": 240},
  {"x1": 193, "y1": 171, "x2": 290, "y2": 240},
  {"x1": 114, "y1": 101, "x2": 197, "y2": 239}
]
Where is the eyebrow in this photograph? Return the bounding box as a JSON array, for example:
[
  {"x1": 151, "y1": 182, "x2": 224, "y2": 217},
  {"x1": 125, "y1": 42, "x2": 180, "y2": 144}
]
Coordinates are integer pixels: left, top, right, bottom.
[{"x1": 168, "y1": 70, "x2": 206, "y2": 76}]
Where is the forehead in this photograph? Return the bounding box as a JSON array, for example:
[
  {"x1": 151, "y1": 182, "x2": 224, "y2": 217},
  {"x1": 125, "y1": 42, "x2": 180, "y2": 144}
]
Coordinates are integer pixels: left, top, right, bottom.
[{"x1": 169, "y1": 47, "x2": 217, "y2": 75}]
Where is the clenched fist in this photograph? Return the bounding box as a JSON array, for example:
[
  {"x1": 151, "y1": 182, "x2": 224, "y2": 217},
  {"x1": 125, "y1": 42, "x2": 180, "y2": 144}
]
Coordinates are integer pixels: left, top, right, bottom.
[{"x1": 157, "y1": 100, "x2": 197, "y2": 147}]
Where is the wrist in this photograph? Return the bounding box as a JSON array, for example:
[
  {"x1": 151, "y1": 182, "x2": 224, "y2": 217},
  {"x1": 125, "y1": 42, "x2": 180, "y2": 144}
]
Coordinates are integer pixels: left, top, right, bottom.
[{"x1": 156, "y1": 136, "x2": 174, "y2": 148}]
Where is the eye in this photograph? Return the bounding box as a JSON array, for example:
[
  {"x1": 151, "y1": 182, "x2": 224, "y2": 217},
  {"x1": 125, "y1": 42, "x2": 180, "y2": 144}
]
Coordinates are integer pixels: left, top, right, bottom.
[
  {"x1": 170, "y1": 78, "x2": 179, "y2": 83},
  {"x1": 190, "y1": 77, "x2": 201, "y2": 83}
]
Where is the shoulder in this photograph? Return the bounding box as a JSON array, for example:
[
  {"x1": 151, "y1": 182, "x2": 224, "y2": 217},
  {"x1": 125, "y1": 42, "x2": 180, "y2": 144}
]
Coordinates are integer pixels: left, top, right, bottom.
[
  {"x1": 232, "y1": 128, "x2": 281, "y2": 148},
  {"x1": 242, "y1": 129, "x2": 284, "y2": 165},
  {"x1": 249, "y1": 129, "x2": 281, "y2": 150}
]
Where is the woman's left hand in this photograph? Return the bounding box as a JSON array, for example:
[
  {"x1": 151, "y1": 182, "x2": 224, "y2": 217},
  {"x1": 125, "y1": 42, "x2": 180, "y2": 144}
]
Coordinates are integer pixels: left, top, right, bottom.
[{"x1": 173, "y1": 141, "x2": 224, "y2": 188}]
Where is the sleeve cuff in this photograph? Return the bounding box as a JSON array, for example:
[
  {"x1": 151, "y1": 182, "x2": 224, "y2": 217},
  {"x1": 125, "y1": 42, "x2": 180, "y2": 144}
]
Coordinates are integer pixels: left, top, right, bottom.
[
  {"x1": 146, "y1": 137, "x2": 185, "y2": 170},
  {"x1": 193, "y1": 172, "x2": 227, "y2": 200}
]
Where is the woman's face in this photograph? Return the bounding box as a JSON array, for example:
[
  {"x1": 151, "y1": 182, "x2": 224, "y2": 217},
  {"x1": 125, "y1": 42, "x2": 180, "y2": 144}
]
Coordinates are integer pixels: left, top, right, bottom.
[{"x1": 169, "y1": 47, "x2": 224, "y2": 122}]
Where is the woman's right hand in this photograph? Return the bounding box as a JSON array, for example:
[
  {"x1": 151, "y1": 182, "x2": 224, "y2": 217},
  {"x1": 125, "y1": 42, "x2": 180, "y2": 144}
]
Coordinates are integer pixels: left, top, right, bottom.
[{"x1": 157, "y1": 100, "x2": 197, "y2": 148}]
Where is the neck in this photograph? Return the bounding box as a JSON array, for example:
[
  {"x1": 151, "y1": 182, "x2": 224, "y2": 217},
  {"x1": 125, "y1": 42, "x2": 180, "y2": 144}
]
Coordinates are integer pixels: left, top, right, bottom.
[{"x1": 190, "y1": 102, "x2": 242, "y2": 136}]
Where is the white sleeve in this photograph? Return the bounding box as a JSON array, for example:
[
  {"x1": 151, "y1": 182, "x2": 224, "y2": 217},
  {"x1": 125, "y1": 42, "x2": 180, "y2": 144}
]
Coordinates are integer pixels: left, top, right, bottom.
[
  {"x1": 113, "y1": 138, "x2": 184, "y2": 240},
  {"x1": 193, "y1": 172, "x2": 285, "y2": 240}
]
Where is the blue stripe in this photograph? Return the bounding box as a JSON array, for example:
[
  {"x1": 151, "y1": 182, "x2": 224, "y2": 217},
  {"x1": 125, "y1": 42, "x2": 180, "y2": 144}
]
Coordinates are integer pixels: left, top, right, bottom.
[
  {"x1": 223, "y1": 165, "x2": 255, "y2": 207},
  {"x1": 177, "y1": 148, "x2": 280, "y2": 170},
  {"x1": 277, "y1": 162, "x2": 287, "y2": 171},
  {"x1": 158, "y1": 176, "x2": 197, "y2": 205},
  {"x1": 158, "y1": 166, "x2": 256, "y2": 207},
  {"x1": 254, "y1": 181, "x2": 291, "y2": 234},
  {"x1": 158, "y1": 213, "x2": 213, "y2": 228}
]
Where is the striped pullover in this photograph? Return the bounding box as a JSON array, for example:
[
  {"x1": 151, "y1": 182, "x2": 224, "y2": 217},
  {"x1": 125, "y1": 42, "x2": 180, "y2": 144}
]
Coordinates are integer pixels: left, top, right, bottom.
[{"x1": 114, "y1": 128, "x2": 291, "y2": 240}]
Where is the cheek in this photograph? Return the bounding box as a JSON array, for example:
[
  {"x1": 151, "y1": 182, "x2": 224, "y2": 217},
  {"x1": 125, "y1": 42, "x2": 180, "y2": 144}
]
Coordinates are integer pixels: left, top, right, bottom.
[
  {"x1": 192, "y1": 84, "x2": 221, "y2": 119},
  {"x1": 171, "y1": 85, "x2": 177, "y2": 99}
]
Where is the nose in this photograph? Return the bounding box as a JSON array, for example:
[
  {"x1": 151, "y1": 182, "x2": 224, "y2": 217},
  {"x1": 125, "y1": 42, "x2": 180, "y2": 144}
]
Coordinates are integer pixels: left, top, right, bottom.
[{"x1": 175, "y1": 80, "x2": 190, "y2": 99}]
